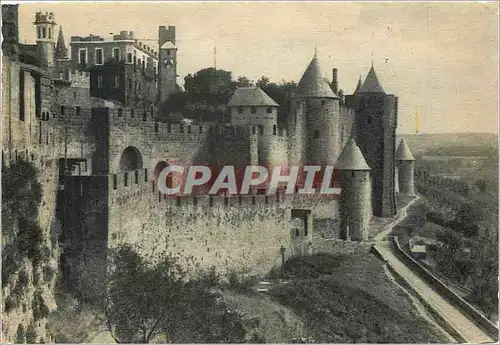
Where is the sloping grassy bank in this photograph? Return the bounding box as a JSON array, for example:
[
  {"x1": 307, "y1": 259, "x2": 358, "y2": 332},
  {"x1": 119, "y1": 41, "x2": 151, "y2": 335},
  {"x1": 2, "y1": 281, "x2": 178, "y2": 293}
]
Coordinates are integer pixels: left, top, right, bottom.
[{"x1": 266, "y1": 253, "x2": 448, "y2": 343}]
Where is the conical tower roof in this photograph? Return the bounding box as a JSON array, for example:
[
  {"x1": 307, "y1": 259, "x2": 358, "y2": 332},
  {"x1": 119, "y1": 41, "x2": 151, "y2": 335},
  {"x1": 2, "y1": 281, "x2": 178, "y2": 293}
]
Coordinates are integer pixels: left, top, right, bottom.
[
  {"x1": 395, "y1": 139, "x2": 415, "y2": 161},
  {"x1": 358, "y1": 66, "x2": 385, "y2": 94},
  {"x1": 335, "y1": 138, "x2": 371, "y2": 170},
  {"x1": 55, "y1": 26, "x2": 68, "y2": 59},
  {"x1": 296, "y1": 54, "x2": 338, "y2": 98},
  {"x1": 354, "y1": 75, "x2": 362, "y2": 94}
]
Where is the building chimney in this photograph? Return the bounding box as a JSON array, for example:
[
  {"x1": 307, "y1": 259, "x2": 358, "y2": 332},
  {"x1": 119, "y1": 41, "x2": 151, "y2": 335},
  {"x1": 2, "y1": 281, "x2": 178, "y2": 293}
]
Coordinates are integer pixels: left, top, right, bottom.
[{"x1": 331, "y1": 68, "x2": 338, "y2": 94}]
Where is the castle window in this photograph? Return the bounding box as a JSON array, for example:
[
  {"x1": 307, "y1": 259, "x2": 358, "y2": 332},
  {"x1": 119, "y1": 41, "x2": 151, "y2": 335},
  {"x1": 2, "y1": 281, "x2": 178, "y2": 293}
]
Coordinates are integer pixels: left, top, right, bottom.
[
  {"x1": 48, "y1": 27, "x2": 52, "y2": 39},
  {"x1": 199, "y1": 126, "x2": 203, "y2": 134},
  {"x1": 127, "y1": 53, "x2": 132, "y2": 63},
  {"x1": 273, "y1": 125, "x2": 277, "y2": 135},
  {"x1": 60, "y1": 106, "x2": 65, "y2": 117},
  {"x1": 97, "y1": 74, "x2": 103, "y2": 88},
  {"x1": 113, "y1": 47, "x2": 121, "y2": 61},
  {"x1": 73, "y1": 91, "x2": 77, "y2": 99},
  {"x1": 138, "y1": 58, "x2": 142, "y2": 66},
  {"x1": 130, "y1": 109, "x2": 135, "y2": 118},
  {"x1": 37, "y1": 27, "x2": 41, "y2": 39},
  {"x1": 313, "y1": 129, "x2": 319, "y2": 139},
  {"x1": 167, "y1": 124, "x2": 171, "y2": 133},
  {"x1": 124, "y1": 172, "x2": 128, "y2": 187},
  {"x1": 128, "y1": 78, "x2": 132, "y2": 92},
  {"x1": 251, "y1": 107, "x2": 257, "y2": 114},
  {"x1": 64, "y1": 69, "x2": 70, "y2": 80},
  {"x1": 42, "y1": 27, "x2": 46, "y2": 38},
  {"x1": 180, "y1": 125, "x2": 184, "y2": 133},
  {"x1": 144, "y1": 169, "x2": 148, "y2": 182},
  {"x1": 187, "y1": 125, "x2": 192, "y2": 134},
  {"x1": 252, "y1": 126, "x2": 256, "y2": 134},
  {"x1": 167, "y1": 50, "x2": 171, "y2": 56},
  {"x1": 118, "y1": 108, "x2": 123, "y2": 117},
  {"x1": 135, "y1": 170, "x2": 139, "y2": 184},
  {"x1": 367, "y1": 116, "x2": 372, "y2": 125},
  {"x1": 78, "y1": 48, "x2": 87, "y2": 64},
  {"x1": 113, "y1": 175, "x2": 117, "y2": 190},
  {"x1": 154, "y1": 122, "x2": 159, "y2": 133},
  {"x1": 266, "y1": 107, "x2": 273, "y2": 114},
  {"x1": 351, "y1": 171, "x2": 355, "y2": 177},
  {"x1": 75, "y1": 106, "x2": 81, "y2": 116},
  {"x1": 114, "y1": 75, "x2": 119, "y2": 88},
  {"x1": 19, "y1": 70, "x2": 25, "y2": 121},
  {"x1": 258, "y1": 125, "x2": 264, "y2": 135},
  {"x1": 142, "y1": 108, "x2": 147, "y2": 121},
  {"x1": 238, "y1": 107, "x2": 244, "y2": 114}
]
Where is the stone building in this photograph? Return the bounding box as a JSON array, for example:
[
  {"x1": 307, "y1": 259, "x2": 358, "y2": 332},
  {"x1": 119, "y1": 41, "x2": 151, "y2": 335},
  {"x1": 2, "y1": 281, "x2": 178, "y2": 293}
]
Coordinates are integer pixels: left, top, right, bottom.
[
  {"x1": 1, "y1": 5, "x2": 417, "y2": 305},
  {"x1": 395, "y1": 138, "x2": 416, "y2": 196}
]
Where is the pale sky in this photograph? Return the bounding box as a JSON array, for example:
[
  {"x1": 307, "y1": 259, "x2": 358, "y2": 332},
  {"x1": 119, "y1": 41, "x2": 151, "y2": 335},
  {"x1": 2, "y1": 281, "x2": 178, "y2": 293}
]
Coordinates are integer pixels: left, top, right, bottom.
[{"x1": 14, "y1": 1, "x2": 499, "y2": 134}]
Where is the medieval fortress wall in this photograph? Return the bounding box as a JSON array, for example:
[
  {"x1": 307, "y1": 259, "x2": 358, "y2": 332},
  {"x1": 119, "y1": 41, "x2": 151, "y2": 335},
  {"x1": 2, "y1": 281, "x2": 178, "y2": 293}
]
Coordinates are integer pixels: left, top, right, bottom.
[{"x1": 2, "y1": 7, "x2": 418, "y2": 283}]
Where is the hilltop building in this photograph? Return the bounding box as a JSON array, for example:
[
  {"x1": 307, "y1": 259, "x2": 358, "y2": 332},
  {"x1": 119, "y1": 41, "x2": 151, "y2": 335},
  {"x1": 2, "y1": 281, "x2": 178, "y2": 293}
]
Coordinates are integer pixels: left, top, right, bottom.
[{"x1": 1, "y1": 5, "x2": 416, "y2": 313}]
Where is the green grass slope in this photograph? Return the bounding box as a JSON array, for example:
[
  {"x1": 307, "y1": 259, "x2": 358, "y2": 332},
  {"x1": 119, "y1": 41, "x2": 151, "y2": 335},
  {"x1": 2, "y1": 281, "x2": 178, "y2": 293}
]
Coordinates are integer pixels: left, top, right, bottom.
[{"x1": 267, "y1": 253, "x2": 448, "y2": 343}]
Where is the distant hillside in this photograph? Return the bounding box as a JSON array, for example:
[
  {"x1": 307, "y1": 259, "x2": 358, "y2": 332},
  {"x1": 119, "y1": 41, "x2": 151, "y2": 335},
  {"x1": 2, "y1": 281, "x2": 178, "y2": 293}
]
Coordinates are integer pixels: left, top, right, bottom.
[{"x1": 398, "y1": 133, "x2": 498, "y2": 155}]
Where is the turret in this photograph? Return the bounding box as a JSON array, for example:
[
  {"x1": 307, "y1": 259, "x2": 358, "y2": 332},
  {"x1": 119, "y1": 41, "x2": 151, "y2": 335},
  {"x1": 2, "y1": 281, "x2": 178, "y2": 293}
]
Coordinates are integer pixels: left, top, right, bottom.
[
  {"x1": 395, "y1": 138, "x2": 416, "y2": 196},
  {"x1": 352, "y1": 64, "x2": 397, "y2": 217},
  {"x1": 55, "y1": 26, "x2": 68, "y2": 60},
  {"x1": 158, "y1": 25, "x2": 177, "y2": 103},
  {"x1": 335, "y1": 138, "x2": 372, "y2": 241},
  {"x1": 228, "y1": 87, "x2": 283, "y2": 169},
  {"x1": 33, "y1": 11, "x2": 56, "y2": 68},
  {"x1": 353, "y1": 75, "x2": 362, "y2": 94},
  {"x1": 292, "y1": 52, "x2": 341, "y2": 169}
]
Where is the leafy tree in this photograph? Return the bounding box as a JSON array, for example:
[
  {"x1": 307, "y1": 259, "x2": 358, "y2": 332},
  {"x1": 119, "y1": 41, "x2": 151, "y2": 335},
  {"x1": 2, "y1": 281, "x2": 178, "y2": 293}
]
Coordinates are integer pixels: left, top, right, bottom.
[
  {"x1": 2, "y1": 159, "x2": 45, "y2": 286},
  {"x1": 468, "y1": 228, "x2": 499, "y2": 318},
  {"x1": 16, "y1": 323, "x2": 25, "y2": 344},
  {"x1": 25, "y1": 322, "x2": 37, "y2": 343},
  {"x1": 256, "y1": 76, "x2": 270, "y2": 89},
  {"x1": 235, "y1": 76, "x2": 253, "y2": 87},
  {"x1": 103, "y1": 245, "x2": 247, "y2": 343}
]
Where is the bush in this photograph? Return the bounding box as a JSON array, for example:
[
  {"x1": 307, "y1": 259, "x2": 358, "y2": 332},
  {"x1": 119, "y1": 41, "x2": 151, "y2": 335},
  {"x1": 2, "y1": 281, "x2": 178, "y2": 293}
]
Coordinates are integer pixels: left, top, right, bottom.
[
  {"x1": 32, "y1": 291, "x2": 50, "y2": 321},
  {"x1": 25, "y1": 322, "x2": 37, "y2": 343},
  {"x1": 16, "y1": 323, "x2": 25, "y2": 344},
  {"x1": 4, "y1": 296, "x2": 16, "y2": 313}
]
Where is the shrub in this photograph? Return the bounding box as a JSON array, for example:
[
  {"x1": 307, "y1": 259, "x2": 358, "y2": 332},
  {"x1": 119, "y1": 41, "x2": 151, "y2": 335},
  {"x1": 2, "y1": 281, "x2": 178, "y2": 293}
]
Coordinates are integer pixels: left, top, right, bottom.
[
  {"x1": 43, "y1": 265, "x2": 56, "y2": 283},
  {"x1": 15, "y1": 323, "x2": 25, "y2": 344},
  {"x1": 25, "y1": 322, "x2": 37, "y2": 343},
  {"x1": 4, "y1": 296, "x2": 16, "y2": 313}
]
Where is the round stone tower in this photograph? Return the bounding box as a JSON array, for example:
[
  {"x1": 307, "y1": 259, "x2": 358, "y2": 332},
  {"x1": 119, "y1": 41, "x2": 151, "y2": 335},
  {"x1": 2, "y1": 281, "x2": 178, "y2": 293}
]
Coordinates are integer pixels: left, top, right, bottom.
[
  {"x1": 395, "y1": 138, "x2": 416, "y2": 196},
  {"x1": 293, "y1": 52, "x2": 341, "y2": 166},
  {"x1": 33, "y1": 11, "x2": 56, "y2": 68},
  {"x1": 335, "y1": 138, "x2": 372, "y2": 241}
]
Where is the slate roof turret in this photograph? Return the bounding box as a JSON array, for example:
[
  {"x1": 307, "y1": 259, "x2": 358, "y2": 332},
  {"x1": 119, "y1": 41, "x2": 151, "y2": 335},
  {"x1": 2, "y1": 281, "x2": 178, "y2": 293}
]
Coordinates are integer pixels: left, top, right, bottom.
[
  {"x1": 395, "y1": 139, "x2": 415, "y2": 161},
  {"x1": 227, "y1": 87, "x2": 279, "y2": 107},
  {"x1": 335, "y1": 138, "x2": 371, "y2": 170}
]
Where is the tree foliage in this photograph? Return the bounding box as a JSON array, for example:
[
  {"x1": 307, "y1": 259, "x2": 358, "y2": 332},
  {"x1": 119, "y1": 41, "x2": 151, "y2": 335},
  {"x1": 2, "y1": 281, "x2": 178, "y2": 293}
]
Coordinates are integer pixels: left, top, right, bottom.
[
  {"x1": 104, "y1": 245, "x2": 247, "y2": 343},
  {"x1": 2, "y1": 159, "x2": 47, "y2": 286},
  {"x1": 158, "y1": 68, "x2": 297, "y2": 124}
]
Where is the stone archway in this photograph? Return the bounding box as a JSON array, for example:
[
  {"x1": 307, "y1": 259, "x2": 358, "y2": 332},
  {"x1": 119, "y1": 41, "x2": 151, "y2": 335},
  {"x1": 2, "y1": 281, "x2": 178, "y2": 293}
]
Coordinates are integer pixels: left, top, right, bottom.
[{"x1": 119, "y1": 146, "x2": 143, "y2": 172}]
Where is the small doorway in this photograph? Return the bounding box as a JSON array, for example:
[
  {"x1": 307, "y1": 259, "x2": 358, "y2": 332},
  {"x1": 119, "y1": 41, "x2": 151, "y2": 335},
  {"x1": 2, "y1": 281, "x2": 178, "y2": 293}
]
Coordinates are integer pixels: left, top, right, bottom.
[{"x1": 291, "y1": 209, "x2": 311, "y2": 236}]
